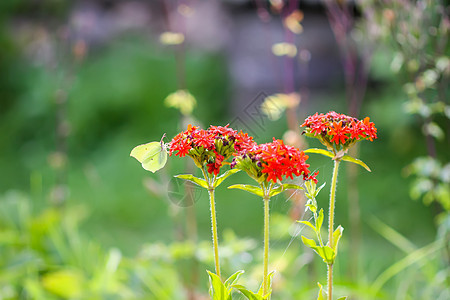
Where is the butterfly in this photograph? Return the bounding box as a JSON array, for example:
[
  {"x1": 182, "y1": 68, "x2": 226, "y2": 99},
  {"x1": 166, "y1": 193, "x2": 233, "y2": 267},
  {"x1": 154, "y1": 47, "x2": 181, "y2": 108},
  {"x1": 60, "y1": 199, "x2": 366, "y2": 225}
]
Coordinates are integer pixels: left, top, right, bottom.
[{"x1": 130, "y1": 136, "x2": 168, "y2": 173}]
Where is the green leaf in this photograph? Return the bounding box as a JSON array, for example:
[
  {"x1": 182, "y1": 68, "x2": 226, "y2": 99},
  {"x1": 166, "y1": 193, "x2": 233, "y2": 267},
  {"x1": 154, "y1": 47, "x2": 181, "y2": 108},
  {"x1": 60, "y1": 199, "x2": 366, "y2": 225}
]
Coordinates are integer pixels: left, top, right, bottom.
[
  {"x1": 281, "y1": 183, "x2": 303, "y2": 190},
  {"x1": 305, "y1": 199, "x2": 317, "y2": 213},
  {"x1": 301, "y1": 235, "x2": 317, "y2": 248},
  {"x1": 298, "y1": 220, "x2": 316, "y2": 231},
  {"x1": 423, "y1": 122, "x2": 444, "y2": 141},
  {"x1": 228, "y1": 184, "x2": 264, "y2": 197},
  {"x1": 316, "y1": 182, "x2": 326, "y2": 195},
  {"x1": 266, "y1": 271, "x2": 275, "y2": 297},
  {"x1": 305, "y1": 181, "x2": 326, "y2": 200},
  {"x1": 213, "y1": 169, "x2": 241, "y2": 188},
  {"x1": 41, "y1": 269, "x2": 84, "y2": 298},
  {"x1": 337, "y1": 297, "x2": 348, "y2": 300},
  {"x1": 304, "y1": 180, "x2": 313, "y2": 195},
  {"x1": 269, "y1": 186, "x2": 284, "y2": 197},
  {"x1": 320, "y1": 246, "x2": 335, "y2": 264},
  {"x1": 304, "y1": 148, "x2": 334, "y2": 159},
  {"x1": 269, "y1": 183, "x2": 303, "y2": 197},
  {"x1": 233, "y1": 285, "x2": 264, "y2": 300},
  {"x1": 207, "y1": 270, "x2": 226, "y2": 300},
  {"x1": 224, "y1": 270, "x2": 244, "y2": 287},
  {"x1": 130, "y1": 141, "x2": 168, "y2": 173},
  {"x1": 316, "y1": 209, "x2": 324, "y2": 232},
  {"x1": 331, "y1": 225, "x2": 344, "y2": 253},
  {"x1": 341, "y1": 155, "x2": 371, "y2": 172},
  {"x1": 317, "y1": 282, "x2": 326, "y2": 300},
  {"x1": 257, "y1": 271, "x2": 275, "y2": 297},
  {"x1": 305, "y1": 203, "x2": 317, "y2": 213},
  {"x1": 302, "y1": 236, "x2": 335, "y2": 264},
  {"x1": 175, "y1": 174, "x2": 209, "y2": 189}
]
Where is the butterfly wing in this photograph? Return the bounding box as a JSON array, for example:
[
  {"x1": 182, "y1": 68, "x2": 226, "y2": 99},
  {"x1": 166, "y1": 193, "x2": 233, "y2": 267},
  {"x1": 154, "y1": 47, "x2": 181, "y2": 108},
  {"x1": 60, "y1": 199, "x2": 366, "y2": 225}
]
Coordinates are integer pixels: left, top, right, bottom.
[{"x1": 130, "y1": 142, "x2": 168, "y2": 173}]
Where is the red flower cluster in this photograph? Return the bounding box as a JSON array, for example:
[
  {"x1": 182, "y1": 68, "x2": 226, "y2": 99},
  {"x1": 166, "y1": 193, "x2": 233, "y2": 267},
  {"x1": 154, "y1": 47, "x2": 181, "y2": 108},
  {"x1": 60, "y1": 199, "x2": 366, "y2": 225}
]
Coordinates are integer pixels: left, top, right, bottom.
[
  {"x1": 301, "y1": 111, "x2": 377, "y2": 149},
  {"x1": 168, "y1": 124, "x2": 256, "y2": 175},
  {"x1": 233, "y1": 139, "x2": 318, "y2": 184},
  {"x1": 261, "y1": 139, "x2": 317, "y2": 183}
]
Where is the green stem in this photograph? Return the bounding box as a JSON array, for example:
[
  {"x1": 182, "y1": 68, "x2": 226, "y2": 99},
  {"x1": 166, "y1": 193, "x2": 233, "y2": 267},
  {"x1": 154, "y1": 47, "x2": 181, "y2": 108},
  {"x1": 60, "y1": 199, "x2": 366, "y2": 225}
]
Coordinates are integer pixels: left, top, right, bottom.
[
  {"x1": 208, "y1": 188, "x2": 221, "y2": 279},
  {"x1": 327, "y1": 265, "x2": 333, "y2": 300},
  {"x1": 328, "y1": 159, "x2": 340, "y2": 300},
  {"x1": 201, "y1": 167, "x2": 221, "y2": 279},
  {"x1": 263, "y1": 196, "x2": 270, "y2": 296}
]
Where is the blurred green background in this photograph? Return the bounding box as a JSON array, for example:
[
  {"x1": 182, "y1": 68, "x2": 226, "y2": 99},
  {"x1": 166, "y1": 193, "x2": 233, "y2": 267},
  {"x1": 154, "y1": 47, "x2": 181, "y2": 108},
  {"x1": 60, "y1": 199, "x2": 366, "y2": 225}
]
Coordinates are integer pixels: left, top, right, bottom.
[{"x1": 0, "y1": 0, "x2": 448, "y2": 299}]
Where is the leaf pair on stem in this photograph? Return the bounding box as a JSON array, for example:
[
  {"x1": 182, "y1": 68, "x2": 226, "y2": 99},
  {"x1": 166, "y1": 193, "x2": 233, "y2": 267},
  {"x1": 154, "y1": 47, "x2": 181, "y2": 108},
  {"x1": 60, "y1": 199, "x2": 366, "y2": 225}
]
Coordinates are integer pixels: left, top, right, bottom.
[
  {"x1": 300, "y1": 147, "x2": 372, "y2": 300},
  {"x1": 300, "y1": 182, "x2": 343, "y2": 266},
  {"x1": 207, "y1": 270, "x2": 275, "y2": 300}
]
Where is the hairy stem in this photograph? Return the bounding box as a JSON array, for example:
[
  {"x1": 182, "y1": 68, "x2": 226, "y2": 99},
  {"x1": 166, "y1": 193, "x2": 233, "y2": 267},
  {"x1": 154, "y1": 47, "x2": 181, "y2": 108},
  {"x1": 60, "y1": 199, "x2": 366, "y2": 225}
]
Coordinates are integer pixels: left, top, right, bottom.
[
  {"x1": 327, "y1": 264, "x2": 333, "y2": 300},
  {"x1": 208, "y1": 188, "x2": 221, "y2": 278},
  {"x1": 263, "y1": 196, "x2": 270, "y2": 296},
  {"x1": 200, "y1": 168, "x2": 221, "y2": 278},
  {"x1": 328, "y1": 159, "x2": 340, "y2": 300}
]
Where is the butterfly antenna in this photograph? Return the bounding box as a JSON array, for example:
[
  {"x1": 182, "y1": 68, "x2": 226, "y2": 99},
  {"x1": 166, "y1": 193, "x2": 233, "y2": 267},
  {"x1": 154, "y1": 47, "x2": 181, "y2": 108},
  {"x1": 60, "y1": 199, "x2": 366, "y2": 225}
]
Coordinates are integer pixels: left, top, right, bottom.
[
  {"x1": 160, "y1": 133, "x2": 168, "y2": 152},
  {"x1": 160, "y1": 133, "x2": 166, "y2": 145}
]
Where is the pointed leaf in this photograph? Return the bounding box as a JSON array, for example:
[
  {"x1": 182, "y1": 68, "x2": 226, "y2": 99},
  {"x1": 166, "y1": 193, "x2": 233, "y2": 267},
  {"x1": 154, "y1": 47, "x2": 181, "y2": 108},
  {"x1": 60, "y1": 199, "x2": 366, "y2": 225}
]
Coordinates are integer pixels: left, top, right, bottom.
[
  {"x1": 269, "y1": 186, "x2": 284, "y2": 197},
  {"x1": 303, "y1": 236, "x2": 335, "y2": 264},
  {"x1": 316, "y1": 209, "x2": 324, "y2": 232},
  {"x1": 130, "y1": 142, "x2": 168, "y2": 173},
  {"x1": 175, "y1": 174, "x2": 209, "y2": 189},
  {"x1": 341, "y1": 155, "x2": 371, "y2": 172},
  {"x1": 281, "y1": 183, "x2": 303, "y2": 190},
  {"x1": 304, "y1": 148, "x2": 334, "y2": 159},
  {"x1": 257, "y1": 271, "x2": 275, "y2": 297},
  {"x1": 301, "y1": 235, "x2": 318, "y2": 249},
  {"x1": 207, "y1": 270, "x2": 226, "y2": 300},
  {"x1": 266, "y1": 271, "x2": 275, "y2": 296},
  {"x1": 305, "y1": 202, "x2": 317, "y2": 213},
  {"x1": 304, "y1": 180, "x2": 313, "y2": 194},
  {"x1": 337, "y1": 297, "x2": 348, "y2": 300},
  {"x1": 233, "y1": 285, "x2": 263, "y2": 300},
  {"x1": 269, "y1": 183, "x2": 303, "y2": 197},
  {"x1": 298, "y1": 220, "x2": 316, "y2": 231},
  {"x1": 213, "y1": 169, "x2": 241, "y2": 188},
  {"x1": 316, "y1": 182, "x2": 326, "y2": 195},
  {"x1": 332, "y1": 225, "x2": 344, "y2": 253},
  {"x1": 228, "y1": 184, "x2": 264, "y2": 197},
  {"x1": 317, "y1": 282, "x2": 326, "y2": 300},
  {"x1": 320, "y1": 246, "x2": 335, "y2": 264},
  {"x1": 224, "y1": 270, "x2": 244, "y2": 287}
]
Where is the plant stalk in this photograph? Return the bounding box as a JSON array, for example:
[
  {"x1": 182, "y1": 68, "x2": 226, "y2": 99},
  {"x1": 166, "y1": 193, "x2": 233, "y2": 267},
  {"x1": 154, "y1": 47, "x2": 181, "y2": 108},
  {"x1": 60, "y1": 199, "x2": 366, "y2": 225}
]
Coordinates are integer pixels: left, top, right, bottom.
[
  {"x1": 208, "y1": 188, "x2": 221, "y2": 278},
  {"x1": 263, "y1": 196, "x2": 270, "y2": 296},
  {"x1": 328, "y1": 159, "x2": 340, "y2": 300}
]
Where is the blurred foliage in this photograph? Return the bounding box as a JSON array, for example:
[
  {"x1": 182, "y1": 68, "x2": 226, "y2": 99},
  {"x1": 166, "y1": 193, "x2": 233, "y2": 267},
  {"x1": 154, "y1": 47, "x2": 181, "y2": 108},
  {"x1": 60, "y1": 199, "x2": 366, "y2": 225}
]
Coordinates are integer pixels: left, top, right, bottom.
[
  {"x1": 164, "y1": 90, "x2": 197, "y2": 116},
  {"x1": 357, "y1": 1, "x2": 449, "y2": 298},
  {"x1": 0, "y1": 191, "x2": 139, "y2": 299},
  {"x1": 0, "y1": 191, "x2": 260, "y2": 299},
  {"x1": 360, "y1": 0, "x2": 449, "y2": 213},
  {"x1": 404, "y1": 157, "x2": 450, "y2": 212}
]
